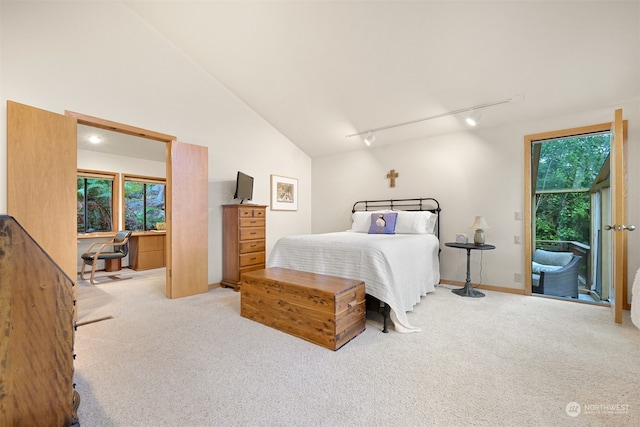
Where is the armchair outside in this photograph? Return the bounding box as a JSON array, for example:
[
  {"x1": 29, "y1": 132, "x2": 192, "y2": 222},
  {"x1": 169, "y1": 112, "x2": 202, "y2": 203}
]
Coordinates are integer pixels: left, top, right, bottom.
[{"x1": 533, "y1": 254, "x2": 581, "y2": 298}]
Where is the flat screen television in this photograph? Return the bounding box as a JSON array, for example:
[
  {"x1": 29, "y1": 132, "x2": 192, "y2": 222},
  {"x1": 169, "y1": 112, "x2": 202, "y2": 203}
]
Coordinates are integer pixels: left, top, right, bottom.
[{"x1": 233, "y1": 171, "x2": 254, "y2": 203}]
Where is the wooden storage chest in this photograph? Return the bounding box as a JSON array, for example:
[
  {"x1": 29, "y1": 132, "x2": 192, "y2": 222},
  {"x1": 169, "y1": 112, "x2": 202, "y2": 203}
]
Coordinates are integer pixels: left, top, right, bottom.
[{"x1": 240, "y1": 267, "x2": 366, "y2": 350}]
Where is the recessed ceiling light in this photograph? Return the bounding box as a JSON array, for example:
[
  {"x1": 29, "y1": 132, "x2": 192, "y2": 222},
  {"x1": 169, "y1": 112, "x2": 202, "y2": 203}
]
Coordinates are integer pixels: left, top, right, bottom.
[{"x1": 88, "y1": 135, "x2": 102, "y2": 144}]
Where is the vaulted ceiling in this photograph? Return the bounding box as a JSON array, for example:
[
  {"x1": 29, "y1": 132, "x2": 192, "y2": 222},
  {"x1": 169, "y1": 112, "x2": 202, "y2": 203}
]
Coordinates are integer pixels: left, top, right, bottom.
[{"x1": 121, "y1": 1, "x2": 638, "y2": 159}]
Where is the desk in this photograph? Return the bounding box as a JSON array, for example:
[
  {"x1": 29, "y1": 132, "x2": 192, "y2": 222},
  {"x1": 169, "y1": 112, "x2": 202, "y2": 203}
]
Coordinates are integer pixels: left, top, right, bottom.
[
  {"x1": 129, "y1": 232, "x2": 166, "y2": 270},
  {"x1": 445, "y1": 242, "x2": 496, "y2": 298}
]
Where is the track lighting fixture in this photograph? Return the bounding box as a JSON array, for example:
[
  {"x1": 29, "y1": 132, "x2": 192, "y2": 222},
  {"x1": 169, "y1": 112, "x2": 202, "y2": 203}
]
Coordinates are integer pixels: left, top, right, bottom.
[{"x1": 346, "y1": 94, "x2": 524, "y2": 141}]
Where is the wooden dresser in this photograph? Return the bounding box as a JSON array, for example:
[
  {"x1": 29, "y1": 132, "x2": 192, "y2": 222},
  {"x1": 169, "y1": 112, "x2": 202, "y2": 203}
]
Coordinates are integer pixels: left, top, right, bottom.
[
  {"x1": 221, "y1": 204, "x2": 267, "y2": 291},
  {"x1": 128, "y1": 232, "x2": 166, "y2": 271}
]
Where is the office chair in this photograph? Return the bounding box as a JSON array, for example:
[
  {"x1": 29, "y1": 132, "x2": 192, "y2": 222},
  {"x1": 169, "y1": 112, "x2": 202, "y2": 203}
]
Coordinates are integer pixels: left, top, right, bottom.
[{"x1": 80, "y1": 230, "x2": 132, "y2": 285}]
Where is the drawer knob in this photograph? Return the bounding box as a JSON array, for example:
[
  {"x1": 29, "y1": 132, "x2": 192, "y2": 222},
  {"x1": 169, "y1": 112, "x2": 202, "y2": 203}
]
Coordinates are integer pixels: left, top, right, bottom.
[{"x1": 348, "y1": 300, "x2": 358, "y2": 308}]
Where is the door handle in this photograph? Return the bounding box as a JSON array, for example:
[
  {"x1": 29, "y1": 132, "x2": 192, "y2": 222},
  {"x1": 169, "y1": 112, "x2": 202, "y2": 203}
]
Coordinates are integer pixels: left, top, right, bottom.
[{"x1": 604, "y1": 224, "x2": 636, "y2": 231}]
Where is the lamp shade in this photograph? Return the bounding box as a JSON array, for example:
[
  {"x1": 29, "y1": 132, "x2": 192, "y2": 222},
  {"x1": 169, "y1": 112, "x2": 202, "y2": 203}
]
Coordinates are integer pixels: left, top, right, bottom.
[{"x1": 470, "y1": 216, "x2": 489, "y2": 230}]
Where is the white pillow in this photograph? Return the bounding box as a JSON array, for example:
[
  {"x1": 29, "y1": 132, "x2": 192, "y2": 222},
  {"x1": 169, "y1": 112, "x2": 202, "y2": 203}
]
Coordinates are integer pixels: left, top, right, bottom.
[
  {"x1": 425, "y1": 211, "x2": 438, "y2": 234},
  {"x1": 350, "y1": 210, "x2": 393, "y2": 233},
  {"x1": 395, "y1": 211, "x2": 437, "y2": 234}
]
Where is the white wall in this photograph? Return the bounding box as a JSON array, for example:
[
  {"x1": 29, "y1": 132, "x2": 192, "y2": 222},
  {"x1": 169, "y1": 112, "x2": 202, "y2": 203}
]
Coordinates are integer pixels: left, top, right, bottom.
[
  {"x1": 313, "y1": 101, "x2": 640, "y2": 302},
  {"x1": 0, "y1": 2, "x2": 312, "y2": 284}
]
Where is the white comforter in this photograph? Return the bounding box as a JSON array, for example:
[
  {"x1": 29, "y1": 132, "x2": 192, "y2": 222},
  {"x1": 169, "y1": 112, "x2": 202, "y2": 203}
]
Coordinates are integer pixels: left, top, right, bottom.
[{"x1": 267, "y1": 231, "x2": 440, "y2": 333}]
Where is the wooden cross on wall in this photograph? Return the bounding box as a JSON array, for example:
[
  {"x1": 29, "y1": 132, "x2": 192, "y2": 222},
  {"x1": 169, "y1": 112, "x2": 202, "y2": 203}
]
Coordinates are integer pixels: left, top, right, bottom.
[{"x1": 386, "y1": 169, "x2": 399, "y2": 188}]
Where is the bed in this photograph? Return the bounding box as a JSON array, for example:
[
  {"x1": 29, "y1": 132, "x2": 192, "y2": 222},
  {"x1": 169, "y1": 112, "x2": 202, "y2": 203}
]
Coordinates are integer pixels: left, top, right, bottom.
[{"x1": 267, "y1": 198, "x2": 441, "y2": 333}]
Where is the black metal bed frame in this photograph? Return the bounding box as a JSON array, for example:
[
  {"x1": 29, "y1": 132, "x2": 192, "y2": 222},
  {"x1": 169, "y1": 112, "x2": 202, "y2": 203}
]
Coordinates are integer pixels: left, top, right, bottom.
[{"x1": 351, "y1": 197, "x2": 441, "y2": 332}]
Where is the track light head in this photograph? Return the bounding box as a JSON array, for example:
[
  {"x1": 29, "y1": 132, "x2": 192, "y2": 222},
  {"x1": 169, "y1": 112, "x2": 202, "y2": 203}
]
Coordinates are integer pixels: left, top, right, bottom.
[
  {"x1": 364, "y1": 132, "x2": 376, "y2": 146},
  {"x1": 465, "y1": 110, "x2": 482, "y2": 127}
]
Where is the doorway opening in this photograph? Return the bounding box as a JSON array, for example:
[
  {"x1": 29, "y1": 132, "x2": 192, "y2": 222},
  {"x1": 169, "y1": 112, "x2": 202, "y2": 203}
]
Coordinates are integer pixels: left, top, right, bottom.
[
  {"x1": 525, "y1": 123, "x2": 613, "y2": 305},
  {"x1": 72, "y1": 114, "x2": 170, "y2": 292}
]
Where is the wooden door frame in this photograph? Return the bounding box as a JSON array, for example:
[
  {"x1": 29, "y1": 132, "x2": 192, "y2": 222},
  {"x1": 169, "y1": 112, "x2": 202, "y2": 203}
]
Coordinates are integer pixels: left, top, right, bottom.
[
  {"x1": 524, "y1": 121, "x2": 629, "y2": 309},
  {"x1": 65, "y1": 110, "x2": 178, "y2": 298},
  {"x1": 609, "y1": 109, "x2": 628, "y2": 323}
]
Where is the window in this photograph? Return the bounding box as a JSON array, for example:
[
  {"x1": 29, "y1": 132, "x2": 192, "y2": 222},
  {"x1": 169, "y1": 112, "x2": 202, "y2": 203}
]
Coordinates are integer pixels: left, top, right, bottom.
[
  {"x1": 123, "y1": 175, "x2": 166, "y2": 231},
  {"x1": 532, "y1": 131, "x2": 610, "y2": 245},
  {"x1": 77, "y1": 170, "x2": 118, "y2": 233}
]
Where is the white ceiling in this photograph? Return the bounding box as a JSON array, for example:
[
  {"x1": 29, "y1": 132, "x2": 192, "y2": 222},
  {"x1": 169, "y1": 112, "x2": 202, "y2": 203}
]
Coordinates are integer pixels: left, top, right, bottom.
[
  {"x1": 77, "y1": 124, "x2": 167, "y2": 163},
  {"x1": 113, "y1": 1, "x2": 637, "y2": 159}
]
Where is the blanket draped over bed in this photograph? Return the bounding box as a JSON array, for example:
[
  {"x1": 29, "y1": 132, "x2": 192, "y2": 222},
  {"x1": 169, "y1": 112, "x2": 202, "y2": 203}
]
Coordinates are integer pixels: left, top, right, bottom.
[
  {"x1": 632, "y1": 268, "x2": 640, "y2": 330},
  {"x1": 267, "y1": 231, "x2": 440, "y2": 333}
]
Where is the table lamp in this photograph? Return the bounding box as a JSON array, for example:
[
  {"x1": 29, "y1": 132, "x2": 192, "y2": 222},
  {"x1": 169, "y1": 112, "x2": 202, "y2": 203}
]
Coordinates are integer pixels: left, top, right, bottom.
[{"x1": 470, "y1": 216, "x2": 489, "y2": 245}]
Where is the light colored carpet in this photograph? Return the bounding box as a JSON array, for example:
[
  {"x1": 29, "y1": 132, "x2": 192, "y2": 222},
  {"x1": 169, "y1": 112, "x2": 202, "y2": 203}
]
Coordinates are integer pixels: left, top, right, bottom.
[{"x1": 74, "y1": 270, "x2": 640, "y2": 426}]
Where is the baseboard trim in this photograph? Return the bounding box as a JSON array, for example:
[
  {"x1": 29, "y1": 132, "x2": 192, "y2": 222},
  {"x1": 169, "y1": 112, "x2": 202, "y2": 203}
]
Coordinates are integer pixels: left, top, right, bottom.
[
  {"x1": 442, "y1": 279, "x2": 632, "y2": 309},
  {"x1": 476, "y1": 283, "x2": 526, "y2": 295}
]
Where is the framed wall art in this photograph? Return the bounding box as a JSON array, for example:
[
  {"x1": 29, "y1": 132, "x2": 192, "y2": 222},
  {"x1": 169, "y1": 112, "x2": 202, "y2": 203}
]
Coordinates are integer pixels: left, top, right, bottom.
[{"x1": 270, "y1": 174, "x2": 298, "y2": 211}]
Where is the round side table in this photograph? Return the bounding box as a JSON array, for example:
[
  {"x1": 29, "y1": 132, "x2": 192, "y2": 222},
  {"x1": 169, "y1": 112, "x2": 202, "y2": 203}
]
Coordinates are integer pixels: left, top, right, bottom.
[{"x1": 445, "y1": 242, "x2": 496, "y2": 298}]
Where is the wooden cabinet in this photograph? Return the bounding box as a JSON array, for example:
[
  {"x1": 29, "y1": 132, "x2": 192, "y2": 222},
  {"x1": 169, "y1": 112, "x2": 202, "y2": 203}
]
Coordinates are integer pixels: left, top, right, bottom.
[
  {"x1": 0, "y1": 216, "x2": 79, "y2": 426},
  {"x1": 222, "y1": 204, "x2": 267, "y2": 290},
  {"x1": 129, "y1": 233, "x2": 166, "y2": 271}
]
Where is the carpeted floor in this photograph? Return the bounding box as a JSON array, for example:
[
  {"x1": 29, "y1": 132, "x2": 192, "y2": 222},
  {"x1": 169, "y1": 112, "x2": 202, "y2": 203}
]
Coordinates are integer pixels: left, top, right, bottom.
[{"x1": 74, "y1": 269, "x2": 640, "y2": 426}]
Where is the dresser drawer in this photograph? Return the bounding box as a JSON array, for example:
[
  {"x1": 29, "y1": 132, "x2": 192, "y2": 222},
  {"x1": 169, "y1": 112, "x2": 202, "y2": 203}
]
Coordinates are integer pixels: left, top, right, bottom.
[
  {"x1": 239, "y1": 252, "x2": 265, "y2": 267},
  {"x1": 240, "y1": 227, "x2": 265, "y2": 241},
  {"x1": 239, "y1": 240, "x2": 266, "y2": 254},
  {"x1": 240, "y1": 218, "x2": 265, "y2": 228},
  {"x1": 239, "y1": 207, "x2": 266, "y2": 218},
  {"x1": 238, "y1": 207, "x2": 254, "y2": 218}
]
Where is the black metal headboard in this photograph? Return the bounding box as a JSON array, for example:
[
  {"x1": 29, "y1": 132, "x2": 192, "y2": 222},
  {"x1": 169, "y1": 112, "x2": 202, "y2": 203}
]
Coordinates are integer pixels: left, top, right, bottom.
[{"x1": 351, "y1": 197, "x2": 441, "y2": 238}]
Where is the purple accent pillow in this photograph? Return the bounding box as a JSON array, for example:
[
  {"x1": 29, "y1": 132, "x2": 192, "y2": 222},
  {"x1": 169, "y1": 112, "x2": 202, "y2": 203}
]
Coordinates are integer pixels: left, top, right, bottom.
[{"x1": 368, "y1": 212, "x2": 398, "y2": 234}]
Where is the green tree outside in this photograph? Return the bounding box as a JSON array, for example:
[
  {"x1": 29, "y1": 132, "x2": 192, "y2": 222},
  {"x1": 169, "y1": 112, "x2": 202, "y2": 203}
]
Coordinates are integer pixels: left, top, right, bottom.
[
  {"x1": 77, "y1": 178, "x2": 113, "y2": 233},
  {"x1": 534, "y1": 134, "x2": 610, "y2": 245}
]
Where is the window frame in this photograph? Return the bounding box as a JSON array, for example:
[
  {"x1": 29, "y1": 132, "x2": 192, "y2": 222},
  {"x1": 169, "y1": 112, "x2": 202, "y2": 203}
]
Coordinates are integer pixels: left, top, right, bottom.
[
  {"x1": 77, "y1": 169, "x2": 120, "y2": 236},
  {"x1": 122, "y1": 173, "x2": 167, "y2": 232}
]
